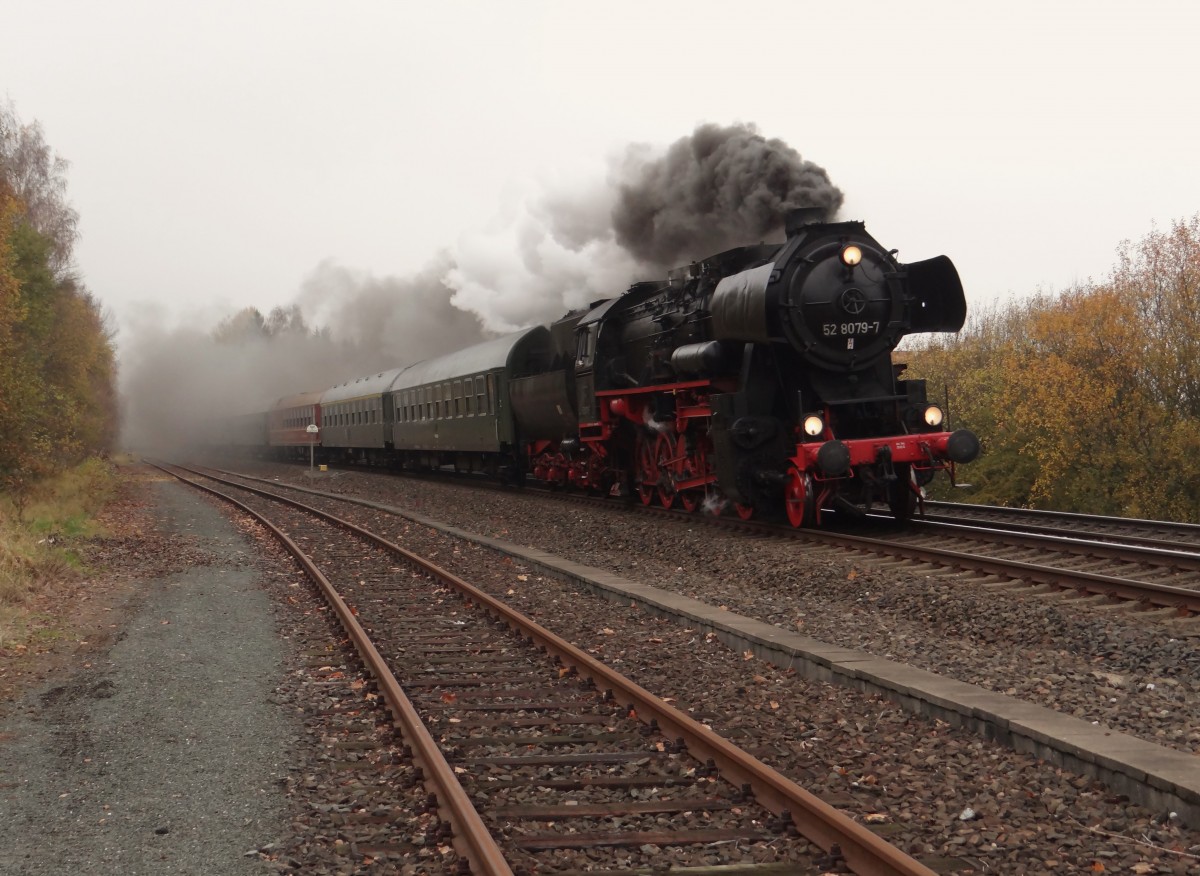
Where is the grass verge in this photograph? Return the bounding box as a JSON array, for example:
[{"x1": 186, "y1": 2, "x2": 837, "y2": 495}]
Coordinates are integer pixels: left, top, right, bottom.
[{"x1": 0, "y1": 457, "x2": 121, "y2": 648}]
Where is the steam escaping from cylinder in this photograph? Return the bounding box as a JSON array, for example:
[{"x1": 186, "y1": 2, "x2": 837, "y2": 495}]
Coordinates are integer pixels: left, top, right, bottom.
[{"x1": 611, "y1": 122, "x2": 844, "y2": 267}]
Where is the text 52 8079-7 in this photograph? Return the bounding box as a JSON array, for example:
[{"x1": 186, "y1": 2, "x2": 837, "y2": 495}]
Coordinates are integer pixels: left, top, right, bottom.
[{"x1": 823, "y1": 321, "x2": 881, "y2": 336}]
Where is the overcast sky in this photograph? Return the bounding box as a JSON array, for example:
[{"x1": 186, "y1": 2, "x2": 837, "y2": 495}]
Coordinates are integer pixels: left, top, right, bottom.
[{"x1": 5, "y1": 0, "x2": 1199, "y2": 358}]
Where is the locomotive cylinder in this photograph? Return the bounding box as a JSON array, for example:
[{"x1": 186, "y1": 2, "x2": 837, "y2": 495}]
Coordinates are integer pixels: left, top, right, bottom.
[{"x1": 670, "y1": 341, "x2": 736, "y2": 375}]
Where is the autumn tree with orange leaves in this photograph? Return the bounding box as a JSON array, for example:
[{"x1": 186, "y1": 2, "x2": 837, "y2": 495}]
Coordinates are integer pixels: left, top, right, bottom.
[
  {"x1": 906, "y1": 214, "x2": 1200, "y2": 522},
  {"x1": 0, "y1": 101, "x2": 117, "y2": 496}
]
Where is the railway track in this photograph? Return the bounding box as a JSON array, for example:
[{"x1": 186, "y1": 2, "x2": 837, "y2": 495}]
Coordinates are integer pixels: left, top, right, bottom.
[
  {"x1": 573, "y1": 488, "x2": 1200, "y2": 621},
  {"x1": 922, "y1": 501, "x2": 1200, "y2": 551},
  {"x1": 219, "y1": 460, "x2": 1200, "y2": 620},
  {"x1": 843, "y1": 518, "x2": 1200, "y2": 619},
  {"x1": 158, "y1": 462, "x2": 938, "y2": 876}
]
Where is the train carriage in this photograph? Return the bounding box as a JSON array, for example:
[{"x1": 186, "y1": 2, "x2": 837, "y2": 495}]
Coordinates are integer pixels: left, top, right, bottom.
[
  {"x1": 320, "y1": 368, "x2": 407, "y2": 463},
  {"x1": 267, "y1": 390, "x2": 323, "y2": 460},
  {"x1": 227, "y1": 410, "x2": 268, "y2": 454},
  {"x1": 389, "y1": 327, "x2": 551, "y2": 471}
]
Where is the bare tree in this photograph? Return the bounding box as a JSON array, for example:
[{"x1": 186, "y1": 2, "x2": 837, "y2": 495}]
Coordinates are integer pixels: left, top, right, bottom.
[{"x1": 0, "y1": 99, "x2": 79, "y2": 278}]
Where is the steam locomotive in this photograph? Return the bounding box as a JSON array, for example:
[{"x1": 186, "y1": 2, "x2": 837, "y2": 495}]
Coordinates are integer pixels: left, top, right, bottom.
[{"x1": 245, "y1": 211, "x2": 979, "y2": 526}]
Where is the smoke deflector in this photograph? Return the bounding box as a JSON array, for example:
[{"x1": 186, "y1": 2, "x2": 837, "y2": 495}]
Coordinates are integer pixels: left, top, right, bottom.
[{"x1": 905, "y1": 255, "x2": 967, "y2": 333}]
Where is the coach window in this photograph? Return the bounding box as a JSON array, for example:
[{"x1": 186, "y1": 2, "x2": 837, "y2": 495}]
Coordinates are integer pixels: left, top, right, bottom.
[
  {"x1": 475, "y1": 376, "x2": 485, "y2": 415},
  {"x1": 486, "y1": 375, "x2": 496, "y2": 414}
]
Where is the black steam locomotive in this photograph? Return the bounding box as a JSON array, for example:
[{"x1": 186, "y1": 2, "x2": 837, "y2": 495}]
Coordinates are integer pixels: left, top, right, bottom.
[
  {"x1": 251, "y1": 211, "x2": 978, "y2": 526},
  {"x1": 512, "y1": 208, "x2": 978, "y2": 524}
]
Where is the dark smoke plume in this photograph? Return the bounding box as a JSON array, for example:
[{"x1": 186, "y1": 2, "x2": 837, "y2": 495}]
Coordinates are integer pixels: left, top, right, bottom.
[{"x1": 612, "y1": 122, "x2": 843, "y2": 267}]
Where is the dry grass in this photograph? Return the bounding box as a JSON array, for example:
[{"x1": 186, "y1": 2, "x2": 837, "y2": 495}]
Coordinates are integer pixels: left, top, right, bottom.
[{"x1": 0, "y1": 457, "x2": 119, "y2": 647}]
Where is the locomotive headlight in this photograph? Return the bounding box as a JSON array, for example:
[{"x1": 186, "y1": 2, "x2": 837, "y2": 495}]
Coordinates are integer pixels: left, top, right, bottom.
[
  {"x1": 923, "y1": 405, "x2": 945, "y2": 428},
  {"x1": 803, "y1": 414, "x2": 825, "y2": 437},
  {"x1": 840, "y1": 244, "x2": 863, "y2": 266}
]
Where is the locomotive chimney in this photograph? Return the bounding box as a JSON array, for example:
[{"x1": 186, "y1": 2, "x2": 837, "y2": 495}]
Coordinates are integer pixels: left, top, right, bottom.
[{"x1": 785, "y1": 207, "x2": 826, "y2": 236}]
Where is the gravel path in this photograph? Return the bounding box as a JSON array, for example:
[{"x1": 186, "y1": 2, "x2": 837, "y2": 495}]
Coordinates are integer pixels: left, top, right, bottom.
[{"x1": 0, "y1": 479, "x2": 296, "y2": 875}]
